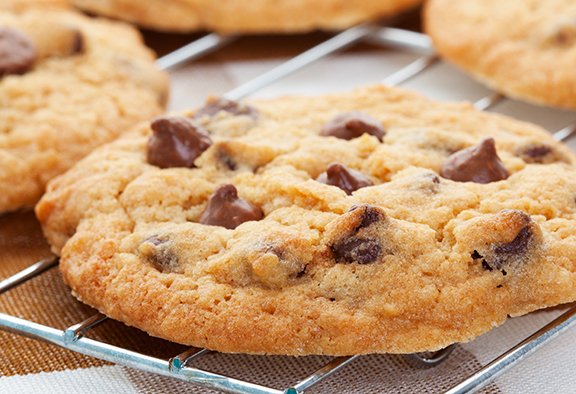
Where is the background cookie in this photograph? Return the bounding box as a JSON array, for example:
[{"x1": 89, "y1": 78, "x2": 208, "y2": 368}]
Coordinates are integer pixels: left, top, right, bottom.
[
  {"x1": 36, "y1": 85, "x2": 576, "y2": 356},
  {"x1": 424, "y1": 0, "x2": 576, "y2": 110},
  {"x1": 69, "y1": 0, "x2": 423, "y2": 33},
  {"x1": 3, "y1": 0, "x2": 70, "y2": 12},
  {"x1": 0, "y1": 5, "x2": 168, "y2": 213}
]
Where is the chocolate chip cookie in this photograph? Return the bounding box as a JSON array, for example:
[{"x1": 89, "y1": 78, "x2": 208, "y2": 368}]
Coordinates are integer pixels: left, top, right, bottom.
[
  {"x1": 3, "y1": 0, "x2": 69, "y2": 12},
  {"x1": 36, "y1": 85, "x2": 576, "y2": 356},
  {"x1": 424, "y1": 0, "x2": 576, "y2": 109},
  {"x1": 68, "y1": 0, "x2": 422, "y2": 33},
  {"x1": 0, "y1": 5, "x2": 168, "y2": 213}
]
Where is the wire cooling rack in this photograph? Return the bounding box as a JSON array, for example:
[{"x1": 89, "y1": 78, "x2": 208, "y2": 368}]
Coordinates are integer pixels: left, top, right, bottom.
[{"x1": 2, "y1": 18, "x2": 576, "y2": 394}]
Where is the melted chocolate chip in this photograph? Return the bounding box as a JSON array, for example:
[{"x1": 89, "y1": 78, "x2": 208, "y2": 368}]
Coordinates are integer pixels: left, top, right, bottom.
[
  {"x1": 146, "y1": 235, "x2": 164, "y2": 246},
  {"x1": 440, "y1": 137, "x2": 509, "y2": 184},
  {"x1": 0, "y1": 28, "x2": 36, "y2": 76},
  {"x1": 140, "y1": 236, "x2": 181, "y2": 273},
  {"x1": 525, "y1": 145, "x2": 552, "y2": 158},
  {"x1": 146, "y1": 116, "x2": 212, "y2": 168},
  {"x1": 200, "y1": 184, "x2": 263, "y2": 229},
  {"x1": 332, "y1": 238, "x2": 383, "y2": 265},
  {"x1": 519, "y1": 144, "x2": 567, "y2": 164},
  {"x1": 492, "y1": 226, "x2": 532, "y2": 262},
  {"x1": 471, "y1": 250, "x2": 483, "y2": 260},
  {"x1": 330, "y1": 204, "x2": 388, "y2": 265},
  {"x1": 72, "y1": 31, "x2": 85, "y2": 54},
  {"x1": 550, "y1": 22, "x2": 576, "y2": 46},
  {"x1": 194, "y1": 97, "x2": 258, "y2": 120},
  {"x1": 351, "y1": 204, "x2": 386, "y2": 230},
  {"x1": 321, "y1": 111, "x2": 385, "y2": 141},
  {"x1": 482, "y1": 260, "x2": 492, "y2": 271},
  {"x1": 476, "y1": 210, "x2": 537, "y2": 271},
  {"x1": 316, "y1": 163, "x2": 374, "y2": 195},
  {"x1": 216, "y1": 148, "x2": 237, "y2": 171}
]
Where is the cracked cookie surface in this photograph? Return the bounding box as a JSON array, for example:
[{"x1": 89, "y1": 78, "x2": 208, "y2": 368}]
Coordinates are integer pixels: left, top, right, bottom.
[
  {"x1": 424, "y1": 0, "x2": 576, "y2": 110},
  {"x1": 36, "y1": 85, "x2": 576, "y2": 355},
  {"x1": 0, "y1": 4, "x2": 168, "y2": 213}
]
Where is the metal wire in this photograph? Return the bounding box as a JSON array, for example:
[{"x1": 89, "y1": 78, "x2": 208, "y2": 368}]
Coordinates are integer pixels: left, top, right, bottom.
[
  {"x1": 1, "y1": 23, "x2": 576, "y2": 394},
  {"x1": 155, "y1": 33, "x2": 236, "y2": 70},
  {"x1": 445, "y1": 304, "x2": 576, "y2": 394},
  {"x1": 381, "y1": 55, "x2": 438, "y2": 86},
  {"x1": 223, "y1": 23, "x2": 378, "y2": 101},
  {"x1": 0, "y1": 255, "x2": 58, "y2": 295},
  {"x1": 553, "y1": 122, "x2": 576, "y2": 142}
]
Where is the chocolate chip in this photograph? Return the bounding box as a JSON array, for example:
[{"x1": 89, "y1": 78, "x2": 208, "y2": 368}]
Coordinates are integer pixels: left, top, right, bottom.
[
  {"x1": 475, "y1": 210, "x2": 539, "y2": 271},
  {"x1": 140, "y1": 236, "x2": 181, "y2": 273},
  {"x1": 147, "y1": 116, "x2": 212, "y2": 168},
  {"x1": 471, "y1": 250, "x2": 483, "y2": 260},
  {"x1": 518, "y1": 144, "x2": 567, "y2": 164},
  {"x1": 194, "y1": 97, "x2": 258, "y2": 120},
  {"x1": 321, "y1": 111, "x2": 385, "y2": 141},
  {"x1": 493, "y1": 225, "x2": 532, "y2": 260},
  {"x1": 524, "y1": 145, "x2": 552, "y2": 158},
  {"x1": 200, "y1": 184, "x2": 263, "y2": 229},
  {"x1": 350, "y1": 204, "x2": 387, "y2": 230},
  {"x1": 440, "y1": 137, "x2": 509, "y2": 184},
  {"x1": 146, "y1": 235, "x2": 164, "y2": 246},
  {"x1": 316, "y1": 163, "x2": 374, "y2": 195},
  {"x1": 72, "y1": 31, "x2": 85, "y2": 54},
  {"x1": 0, "y1": 28, "x2": 36, "y2": 76},
  {"x1": 548, "y1": 21, "x2": 576, "y2": 46},
  {"x1": 329, "y1": 204, "x2": 389, "y2": 265},
  {"x1": 216, "y1": 147, "x2": 237, "y2": 171},
  {"x1": 332, "y1": 237, "x2": 382, "y2": 265}
]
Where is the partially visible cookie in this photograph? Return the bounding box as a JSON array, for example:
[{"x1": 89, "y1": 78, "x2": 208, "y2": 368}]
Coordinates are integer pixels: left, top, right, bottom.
[
  {"x1": 424, "y1": 0, "x2": 576, "y2": 110},
  {"x1": 36, "y1": 85, "x2": 576, "y2": 356},
  {"x1": 69, "y1": 0, "x2": 423, "y2": 33},
  {"x1": 2, "y1": 0, "x2": 70, "y2": 12},
  {"x1": 0, "y1": 5, "x2": 168, "y2": 213}
]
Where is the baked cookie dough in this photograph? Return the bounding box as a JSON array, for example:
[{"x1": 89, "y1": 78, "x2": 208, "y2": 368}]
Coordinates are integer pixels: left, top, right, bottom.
[
  {"x1": 424, "y1": 0, "x2": 576, "y2": 110},
  {"x1": 69, "y1": 0, "x2": 423, "y2": 33},
  {"x1": 36, "y1": 85, "x2": 576, "y2": 356},
  {"x1": 0, "y1": 5, "x2": 168, "y2": 213},
  {"x1": 3, "y1": 0, "x2": 70, "y2": 11}
]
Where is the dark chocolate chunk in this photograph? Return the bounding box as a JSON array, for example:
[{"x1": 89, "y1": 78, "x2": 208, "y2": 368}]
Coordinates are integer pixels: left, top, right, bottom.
[
  {"x1": 321, "y1": 111, "x2": 385, "y2": 141},
  {"x1": 330, "y1": 204, "x2": 388, "y2": 265},
  {"x1": 200, "y1": 184, "x2": 263, "y2": 229},
  {"x1": 0, "y1": 28, "x2": 36, "y2": 76},
  {"x1": 140, "y1": 236, "x2": 181, "y2": 273},
  {"x1": 146, "y1": 116, "x2": 212, "y2": 168},
  {"x1": 316, "y1": 162, "x2": 374, "y2": 195},
  {"x1": 440, "y1": 137, "x2": 509, "y2": 184},
  {"x1": 194, "y1": 97, "x2": 258, "y2": 120}
]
